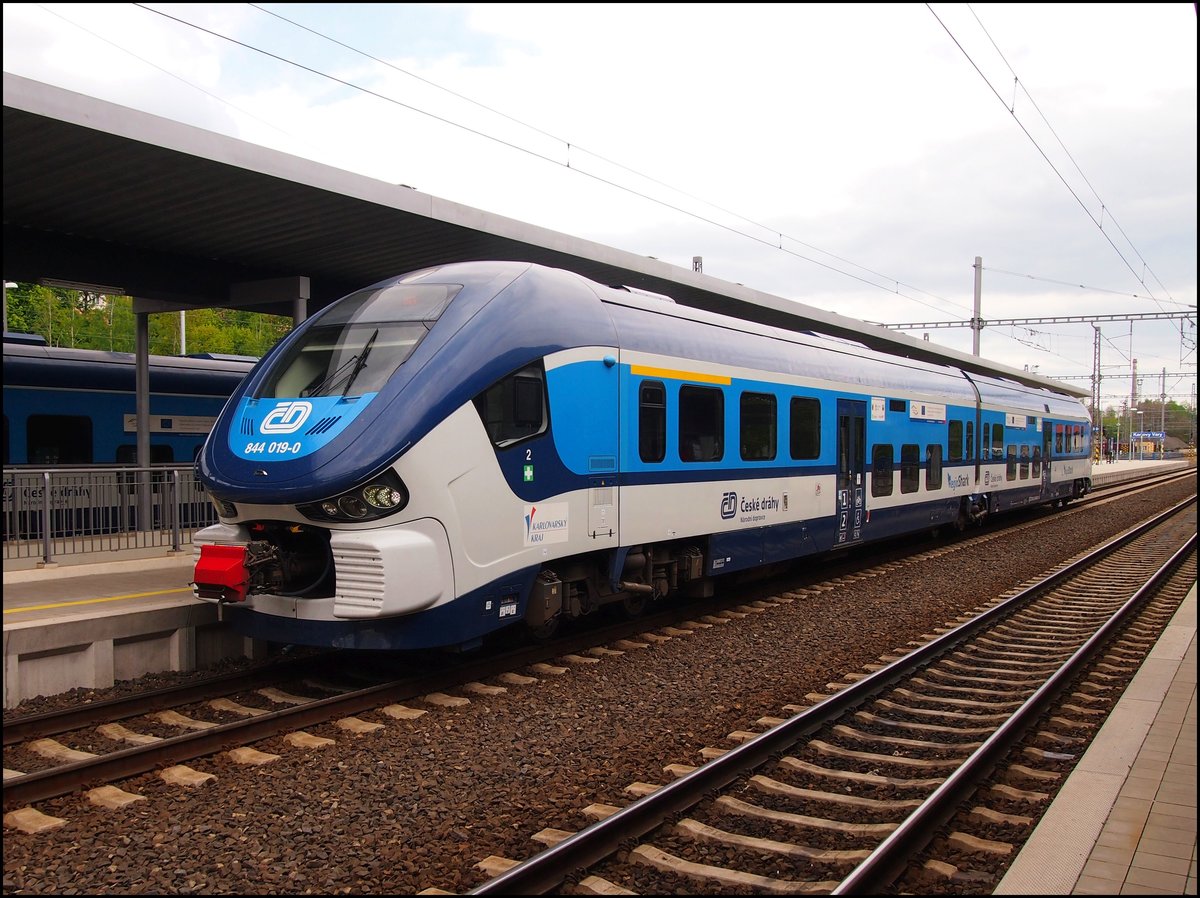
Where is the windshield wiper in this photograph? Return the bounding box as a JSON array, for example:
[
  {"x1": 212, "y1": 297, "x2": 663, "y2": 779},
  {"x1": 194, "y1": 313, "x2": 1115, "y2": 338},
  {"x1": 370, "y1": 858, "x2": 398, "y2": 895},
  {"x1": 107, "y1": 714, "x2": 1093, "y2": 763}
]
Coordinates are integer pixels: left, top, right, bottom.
[
  {"x1": 300, "y1": 329, "x2": 378, "y2": 398},
  {"x1": 301, "y1": 357, "x2": 356, "y2": 397},
  {"x1": 340, "y1": 329, "x2": 377, "y2": 397}
]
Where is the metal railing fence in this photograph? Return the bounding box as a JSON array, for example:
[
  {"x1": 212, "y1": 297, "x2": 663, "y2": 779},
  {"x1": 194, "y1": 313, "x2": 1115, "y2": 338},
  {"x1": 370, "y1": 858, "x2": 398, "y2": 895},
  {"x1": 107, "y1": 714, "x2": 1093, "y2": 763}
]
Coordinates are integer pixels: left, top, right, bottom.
[{"x1": 2, "y1": 465, "x2": 218, "y2": 565}]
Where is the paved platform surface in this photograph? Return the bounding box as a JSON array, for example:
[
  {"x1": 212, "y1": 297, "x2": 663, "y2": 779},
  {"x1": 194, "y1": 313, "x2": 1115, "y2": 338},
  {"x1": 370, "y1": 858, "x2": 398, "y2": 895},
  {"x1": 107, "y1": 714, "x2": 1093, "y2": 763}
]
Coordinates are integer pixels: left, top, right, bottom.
[{"x1": 997, "y1": 583, "x2": 1197, "y2": 895}]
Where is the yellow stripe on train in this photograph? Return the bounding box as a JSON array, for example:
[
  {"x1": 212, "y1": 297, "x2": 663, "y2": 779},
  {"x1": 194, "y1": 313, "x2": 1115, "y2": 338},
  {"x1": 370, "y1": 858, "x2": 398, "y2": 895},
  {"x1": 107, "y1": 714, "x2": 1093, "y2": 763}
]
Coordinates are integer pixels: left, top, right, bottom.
[{"x1": 629, "y1": 364, "x2": 732, "y2": 385}]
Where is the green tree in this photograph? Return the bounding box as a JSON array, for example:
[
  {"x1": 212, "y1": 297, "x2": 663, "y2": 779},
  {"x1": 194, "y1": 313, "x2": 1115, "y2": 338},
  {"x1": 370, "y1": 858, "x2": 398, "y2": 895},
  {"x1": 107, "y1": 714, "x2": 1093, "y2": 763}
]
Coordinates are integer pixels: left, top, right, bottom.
[{"x1": 4, "y1": 282, "x2": 291, "y2": 357}]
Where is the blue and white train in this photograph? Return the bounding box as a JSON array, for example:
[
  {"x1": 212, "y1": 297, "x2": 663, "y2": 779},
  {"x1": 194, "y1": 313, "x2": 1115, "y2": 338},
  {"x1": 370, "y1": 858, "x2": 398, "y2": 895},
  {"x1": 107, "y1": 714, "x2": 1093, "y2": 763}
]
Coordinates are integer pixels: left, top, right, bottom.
[{"x1": 192, "y1": 261, "x2": 1092, "y2": 650}]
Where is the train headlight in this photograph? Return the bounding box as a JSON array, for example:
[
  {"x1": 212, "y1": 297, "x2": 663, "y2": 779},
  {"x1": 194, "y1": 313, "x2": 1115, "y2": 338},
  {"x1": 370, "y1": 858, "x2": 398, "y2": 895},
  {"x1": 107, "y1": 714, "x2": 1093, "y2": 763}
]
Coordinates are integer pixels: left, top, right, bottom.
[
  {"x1": 338, "y1": 495, "x2": 370, "y2": 518},
  {"x1": 297, "y1": 469, "x2": 409, "y2": 524},
  {"x1": 363, "y1": 483, "x2": 404, "y2": 509}
]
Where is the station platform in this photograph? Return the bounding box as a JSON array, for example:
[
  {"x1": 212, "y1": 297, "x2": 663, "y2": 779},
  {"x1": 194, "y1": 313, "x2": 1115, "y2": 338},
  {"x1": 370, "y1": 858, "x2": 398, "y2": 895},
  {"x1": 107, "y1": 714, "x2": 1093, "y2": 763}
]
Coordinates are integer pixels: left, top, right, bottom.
[
  {"x1": 2, "y1": 458, "x2": 1196, "y2": 893},
  {"x1": 2, "y1": 551, "x2": 248, "y2": 710},
  {"x1": 998, "y1": 582, "x2": 1197, "y2": 895}
]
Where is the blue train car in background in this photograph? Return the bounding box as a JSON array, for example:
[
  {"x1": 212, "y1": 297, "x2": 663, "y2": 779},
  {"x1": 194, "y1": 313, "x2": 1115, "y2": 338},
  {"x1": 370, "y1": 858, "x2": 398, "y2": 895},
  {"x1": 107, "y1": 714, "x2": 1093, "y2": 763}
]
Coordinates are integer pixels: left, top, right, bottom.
[{"x1": 2, "y1": 334, "x2": 257, "y2": 466}]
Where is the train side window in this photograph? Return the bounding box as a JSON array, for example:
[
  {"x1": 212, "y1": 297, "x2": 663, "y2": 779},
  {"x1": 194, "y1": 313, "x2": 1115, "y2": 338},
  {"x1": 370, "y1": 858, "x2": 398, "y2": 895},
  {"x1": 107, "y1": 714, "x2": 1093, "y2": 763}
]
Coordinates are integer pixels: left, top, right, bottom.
[
  {"x1": 740, "y1": 392, "x2": 776, "y2": 461},
  {"x1": 1055, "y1": 424, "x2": 1064, "y2": 453},
  {"x1": 1032, "y1": 445, "x2": 1042, "y2": 477},
  {"x1": 1019, "y1": 445, "x2": 1030, "y2": 479},
  {"x1": 965, "y1": 421, "x2": 974, "y2": 460},
  {"x1": 926, "y1": 444, "x2": 942, "y2": 490},
  {"x1": 2, "y1": 415, "x2": 7, "y2": 466},
  {"x1": 948, "y1": 420, "x2": 963, "y2": 462},
  {"x1": 116, "y1": 444, "x2": 175, "y2": 464},
  {"x1": 992, "y1": 425, "x2": 1005, "y2": 459},
  {"x1": 982, "y1": 423, "x2": 990, "y2": 459},
  {"x1": 473, "y1": 364, "x2": 547, "y2": 448},
  {"x1": 27, "y1": 415, "x2": 93, "y2": 465},
  {"x1": 639, "y1": 381, "x2": 666, "y2": 463},
  {"x1": 679, "y1": 385, "x2": 723, "y2": 462},
  {"x1": 871, "y1": 444, "x2": 894, "y2": 497},
  {"x1": 1072, "y1": 425, "x2": 1081, "y2": 453},
  {"x1": 900, "y1": 444, "x2": 920, "y2": 493},
  {"x1": 1006, "y1": 444, "x2": 1017, "y2": 480},
  {"x1": 790, "y1": 397, "x2": 821, "y2": 460}
]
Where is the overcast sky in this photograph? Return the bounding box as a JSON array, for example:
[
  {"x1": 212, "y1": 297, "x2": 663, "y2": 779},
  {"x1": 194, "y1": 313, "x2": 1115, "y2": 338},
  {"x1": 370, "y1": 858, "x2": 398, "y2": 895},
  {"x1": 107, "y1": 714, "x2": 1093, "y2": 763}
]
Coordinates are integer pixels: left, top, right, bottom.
[{"x1": 4, "y1": 3, "x2": 1196, "y2": 407}]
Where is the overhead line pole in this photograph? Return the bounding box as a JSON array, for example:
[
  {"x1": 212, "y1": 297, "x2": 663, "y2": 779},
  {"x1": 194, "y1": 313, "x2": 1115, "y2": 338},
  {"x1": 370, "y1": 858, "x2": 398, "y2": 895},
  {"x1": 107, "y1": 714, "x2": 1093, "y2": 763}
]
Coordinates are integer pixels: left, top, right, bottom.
[
  {"x1": 1092, "y1": 324, "x2": 1101, "y2": 438},
  {"x1": 1161, "y1": 368, "x2": 1167, "y2": 451},
  {"x1": 972, "y1": 256, "x2": 983, "y2": 357},
  {"x1": 1130, "y1": 358, "x2": 1138, "y2": 461}
]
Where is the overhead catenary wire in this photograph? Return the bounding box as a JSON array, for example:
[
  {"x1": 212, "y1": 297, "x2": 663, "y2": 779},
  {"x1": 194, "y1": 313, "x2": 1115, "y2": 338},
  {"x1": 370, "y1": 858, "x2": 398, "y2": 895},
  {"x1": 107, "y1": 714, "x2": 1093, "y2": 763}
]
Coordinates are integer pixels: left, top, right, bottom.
[
  {"x1": 966, "y1": 4, "x2": 1179, "y2": 308},
  {"x1": 929, "y1": 3, "x2": 1174, "y2": 316},
  {"x1": 17, "y1": 4, "x2": 1189, "y2": 375},
  {"x1": 32, "y1": 2, "x2": 312, "y2": 154},
  {"x1": 985, "y1": 267, "x2": 1195, "y2": 309},
  {"x1": 248, "y1": 2, "x2": 979, "y2": 319},
  {"x1": 200, "y1": 6, "x2": 1200, "y2": 368},
  {"x1": 126, "y1": 2, "x2": 970, "y2": 320}
]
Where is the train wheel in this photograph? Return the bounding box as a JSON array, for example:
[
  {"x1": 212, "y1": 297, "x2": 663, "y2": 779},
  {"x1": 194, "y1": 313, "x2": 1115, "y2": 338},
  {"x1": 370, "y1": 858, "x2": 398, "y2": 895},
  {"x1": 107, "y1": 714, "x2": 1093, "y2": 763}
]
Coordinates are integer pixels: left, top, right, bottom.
[
  {"x1": 621, "y1": 593, "x2": 648, "y2": 618},
  {"x1": 526, "y1": 617, "x2": 559, "y2": 641},
  {"x1": 953, "y1": 500, "x2": 970, "y2": 533}
]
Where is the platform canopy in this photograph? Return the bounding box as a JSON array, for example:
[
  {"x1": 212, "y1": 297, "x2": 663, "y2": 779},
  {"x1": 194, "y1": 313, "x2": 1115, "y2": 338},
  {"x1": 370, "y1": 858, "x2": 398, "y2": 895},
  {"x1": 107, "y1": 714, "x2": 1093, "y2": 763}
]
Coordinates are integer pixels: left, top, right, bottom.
[{"x1": 3, "y1": 72, "x2": 1087, "y2": 398}]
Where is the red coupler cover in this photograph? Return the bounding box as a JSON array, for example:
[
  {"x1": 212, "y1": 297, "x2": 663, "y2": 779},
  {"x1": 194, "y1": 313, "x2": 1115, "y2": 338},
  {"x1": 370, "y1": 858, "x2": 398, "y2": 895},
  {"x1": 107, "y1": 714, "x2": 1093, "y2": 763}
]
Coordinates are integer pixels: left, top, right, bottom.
[{"x1": 194, "y1": 544, "x2": 250, "y2": 602}]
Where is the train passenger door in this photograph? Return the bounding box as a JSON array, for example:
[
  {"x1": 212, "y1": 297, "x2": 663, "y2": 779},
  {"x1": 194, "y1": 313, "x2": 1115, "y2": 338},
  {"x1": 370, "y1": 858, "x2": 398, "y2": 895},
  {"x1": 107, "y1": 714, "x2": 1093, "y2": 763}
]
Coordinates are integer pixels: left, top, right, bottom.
[
  {"x1": 836, "y1": 399, "x2": 866, "y2": 545},
  {"x1": 1041, "y1": 423, "x2": 1053, "y2": 499}
]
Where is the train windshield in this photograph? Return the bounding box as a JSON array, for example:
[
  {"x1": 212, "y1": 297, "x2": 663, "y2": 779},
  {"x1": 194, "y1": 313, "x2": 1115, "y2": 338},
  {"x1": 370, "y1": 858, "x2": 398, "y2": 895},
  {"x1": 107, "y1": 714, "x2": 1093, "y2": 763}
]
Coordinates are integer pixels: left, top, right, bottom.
[{"x1": 255, "y1": 283, "x2": 460, "y2": 399}]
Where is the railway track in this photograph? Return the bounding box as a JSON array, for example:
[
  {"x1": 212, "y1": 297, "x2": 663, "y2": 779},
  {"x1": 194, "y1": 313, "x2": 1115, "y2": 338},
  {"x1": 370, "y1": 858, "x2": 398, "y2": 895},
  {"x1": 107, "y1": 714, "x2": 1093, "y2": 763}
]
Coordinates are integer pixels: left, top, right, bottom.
[
  {"x1": 453, "y1": 496, "x2": 1196, "y2": 895},
  {"x1": 2, "y1": 469, "x2": 1191, "y2": 817},
  {"x1": 1, "y1": 628, "x2": 638, "y2": 809}
]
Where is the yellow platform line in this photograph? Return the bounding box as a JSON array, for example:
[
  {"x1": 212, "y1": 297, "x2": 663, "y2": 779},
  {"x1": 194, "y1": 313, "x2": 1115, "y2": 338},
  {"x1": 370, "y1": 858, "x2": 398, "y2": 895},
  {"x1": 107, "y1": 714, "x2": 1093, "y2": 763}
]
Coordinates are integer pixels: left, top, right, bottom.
[{"x1": 4, "y1": 587, "x2": 193, "y2": 615}]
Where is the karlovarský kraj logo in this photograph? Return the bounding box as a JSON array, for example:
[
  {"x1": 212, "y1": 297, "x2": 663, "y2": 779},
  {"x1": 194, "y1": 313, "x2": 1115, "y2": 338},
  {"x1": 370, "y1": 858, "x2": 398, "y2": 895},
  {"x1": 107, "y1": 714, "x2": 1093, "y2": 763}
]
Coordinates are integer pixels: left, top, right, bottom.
[{"x1": 524, "y1": 503, "x2": 569, "y2": 546}]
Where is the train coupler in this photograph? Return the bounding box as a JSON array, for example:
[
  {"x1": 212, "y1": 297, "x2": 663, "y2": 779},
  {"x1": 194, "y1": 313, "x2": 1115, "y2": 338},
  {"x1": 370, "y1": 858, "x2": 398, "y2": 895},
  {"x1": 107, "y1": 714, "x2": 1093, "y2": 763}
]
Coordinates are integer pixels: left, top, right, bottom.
[{"x1": 193, "y1": 544, "x2": 251, "y2": 603}]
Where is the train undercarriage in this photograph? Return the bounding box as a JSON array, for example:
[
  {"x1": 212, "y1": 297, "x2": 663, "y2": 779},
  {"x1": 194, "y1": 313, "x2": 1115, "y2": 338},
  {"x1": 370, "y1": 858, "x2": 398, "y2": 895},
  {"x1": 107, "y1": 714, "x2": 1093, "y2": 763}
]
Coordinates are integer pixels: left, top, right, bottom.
[{"x1": 524, "y1": 542, "x2": 708, "y2": 638}]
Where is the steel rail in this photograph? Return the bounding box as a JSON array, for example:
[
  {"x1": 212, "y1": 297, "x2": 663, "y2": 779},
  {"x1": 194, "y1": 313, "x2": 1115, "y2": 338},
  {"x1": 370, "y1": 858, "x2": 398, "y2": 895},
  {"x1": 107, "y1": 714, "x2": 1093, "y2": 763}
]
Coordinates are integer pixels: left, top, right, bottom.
[
  {"x1": 468, "y1": 495, "x2": 1196, "y2": 895},
  {"x1": 2, "y1": 650, "x2": 340, "y2": 745},
  {"x1": 1, "y1": 604, "x2": 731, "y2": 809},
  {"x1": 833, "y1": 526, "x2": 1196, "y2": 893}
]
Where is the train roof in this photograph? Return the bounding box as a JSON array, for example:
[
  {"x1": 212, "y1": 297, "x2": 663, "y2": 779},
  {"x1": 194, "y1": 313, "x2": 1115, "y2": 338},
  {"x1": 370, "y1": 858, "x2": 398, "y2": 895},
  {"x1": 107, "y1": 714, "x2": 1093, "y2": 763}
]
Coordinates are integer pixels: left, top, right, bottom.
[
  {"x1": 2, "y1": 331, "x2": 48, "y2": 345},
  {"x1": 593, "y1": 271, "x2": 1089, "y2": 419},
  {"x1": 2, "y1": 340, "x2": 257, "y2": 394},
  {"x1": 186, "y1": 352, "x2": 260, "y2": 363}
]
